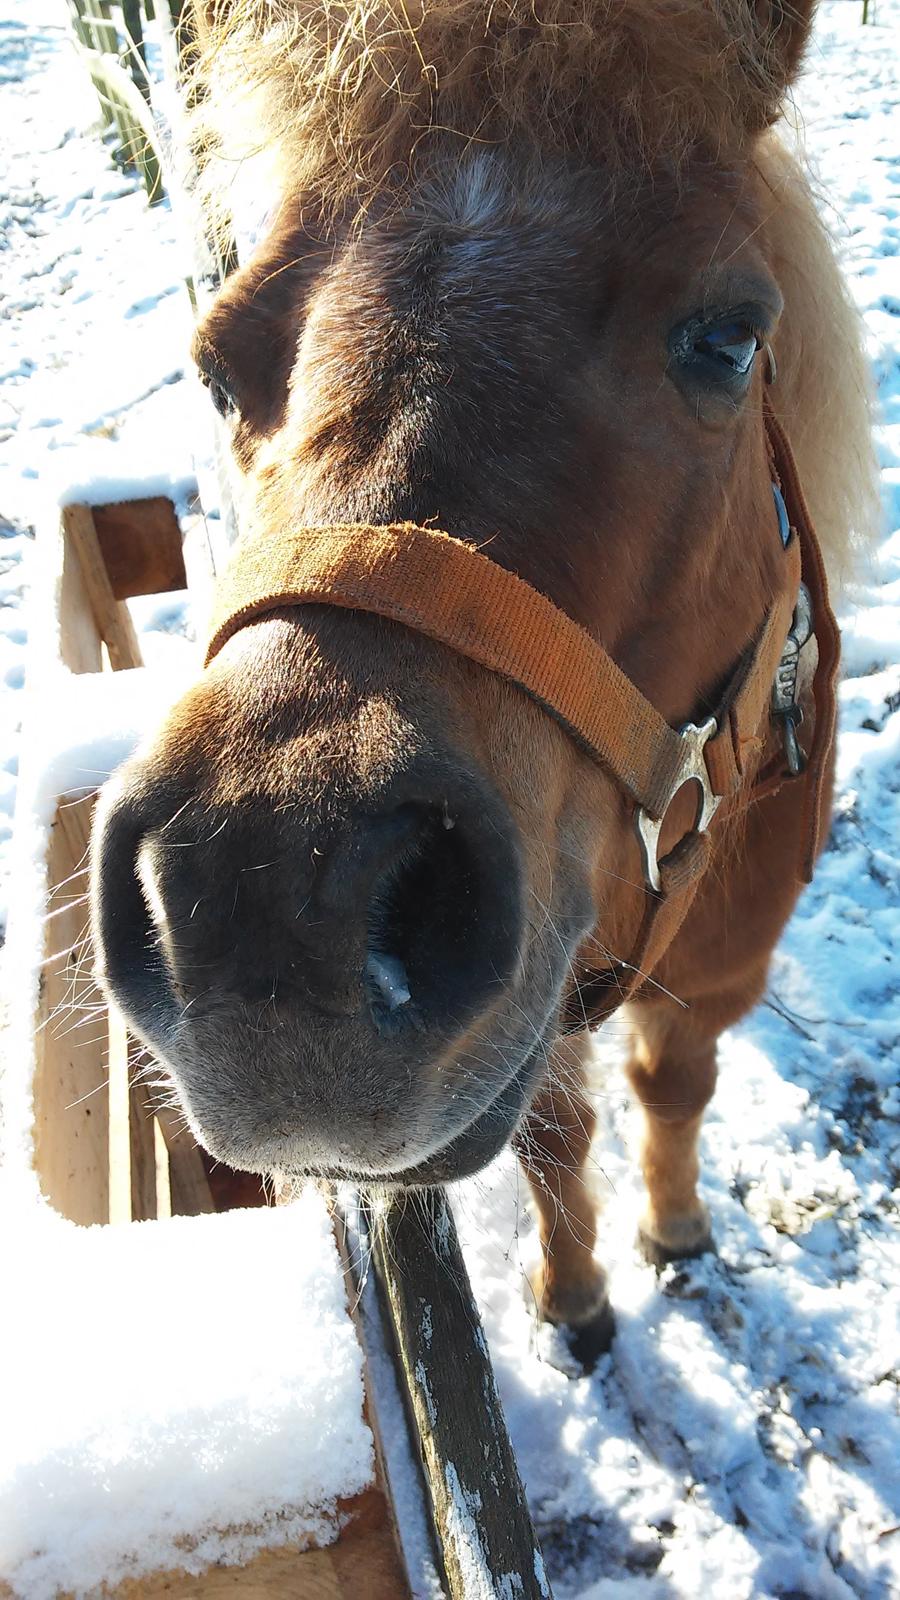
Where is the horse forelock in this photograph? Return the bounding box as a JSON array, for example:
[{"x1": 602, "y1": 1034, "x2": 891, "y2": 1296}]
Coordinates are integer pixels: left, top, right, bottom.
[
  {"x1": 191, "y1": 0, "x2": 801, "y2": 226},
  {"x1": 190, "y1": 0, "x2": 877, "y2": 584}
]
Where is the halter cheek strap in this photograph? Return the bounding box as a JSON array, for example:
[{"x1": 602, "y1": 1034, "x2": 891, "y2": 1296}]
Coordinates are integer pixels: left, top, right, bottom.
[
  {"x1": 205, "y1": 409, "x2": 839, "y2": 1032},
  {"x1": 562, "y1": 410, "x2": 840, "y2": 1029}
]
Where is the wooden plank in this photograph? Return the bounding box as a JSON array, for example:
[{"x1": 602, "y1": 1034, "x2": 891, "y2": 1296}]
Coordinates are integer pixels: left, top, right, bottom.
[
  {"x1": 0, "y1": 1489, "x2": 408, "y2": 1599},
  {"x1": 107, "y1": 1005, "x2": 133, "y2": 1225},
  {"x1": 328, "y1": 1487, "x2": 415, "y2": 1600},
  {"x1": 129, "y1": 1085, "x2": 161, "y2": 1221},
  {"x1": 155, "y1": 1117, "x2": 173, "y2": 1219},
  {"x1": 58, "y1": 518, "x2": 103, "y2": 673},
  {"x1": 62, "y1": 505, "x2": 143, "y2": 670},
  {"x1": 120, "y1": 1021, "x2": 159, "y2": 1222},
  {"x1": 155, "y1": 1104, "x2": 217, "y2": 1216},
  {"x1": 368, "y1": 1189, "x2": 552, "y2": 1600},
  {"x1": 32, "y1": 794, "x2": 110, "y2": 1225},
  {"x1": 110, "y1": 1013, "x2": 168, "y2": 1225},
  {"x1": 108, "y1": 1002, "x2": 160, "y2": 1225},
  {"x1": 199, "y1": 1155, "x2": 269, "y2": 1211},
  {"x1": 92, "y1": 497, "x2": 187, "y2": 600},
  {"x1": 55, "y1": 787, "x2": 96, "y2": 870},
  {"x1": 137, "y1": 1080, "x2": 269, "y2": 1217}
]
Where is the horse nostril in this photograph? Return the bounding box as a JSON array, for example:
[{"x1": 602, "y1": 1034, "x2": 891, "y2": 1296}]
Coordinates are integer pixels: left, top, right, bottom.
[
  {"x1": 365, "y1": 805, "x2": 503, "y2": 1036},
  {"x1": 90, "y1": 782, "x2": 183, "y2": 1052}
]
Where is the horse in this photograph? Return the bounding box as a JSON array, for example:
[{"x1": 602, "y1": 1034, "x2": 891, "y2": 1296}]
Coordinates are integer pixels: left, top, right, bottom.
[{"x1": 91, "y1": 0, "x2": 876, "y2": 1361}]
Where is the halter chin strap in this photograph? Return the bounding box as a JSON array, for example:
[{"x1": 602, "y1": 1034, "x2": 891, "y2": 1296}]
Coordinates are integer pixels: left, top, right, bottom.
[{"x1": 205, "y1": 405, "x2": 840, "y2": 1032}]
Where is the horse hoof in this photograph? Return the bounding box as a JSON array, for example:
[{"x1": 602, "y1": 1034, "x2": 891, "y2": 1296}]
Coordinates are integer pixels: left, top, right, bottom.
[
  {"x1": 533, "y1": 1299, "x2": 616, "y2": 1376},
  {"x1": 563, "y1": 1300, "x2": 616, "y2": 1373},
  {"x1": 638, "y1": 1224, "x2": 715, "y2": 1270},
  {"x1": 523, "y1": 1267, "x2": 615, "y2": 1374}
]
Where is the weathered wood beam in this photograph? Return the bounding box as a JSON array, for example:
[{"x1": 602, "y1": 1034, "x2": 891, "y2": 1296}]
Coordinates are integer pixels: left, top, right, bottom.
[{"x1": 365, "y1": 1188, "x2": 552, "y2": 1600}]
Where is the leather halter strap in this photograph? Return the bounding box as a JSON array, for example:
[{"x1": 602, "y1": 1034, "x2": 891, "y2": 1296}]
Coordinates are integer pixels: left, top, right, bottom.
[
  {"x1": 208, "y1": 523, "x2": 760, "y2": 820},
  {"x1": 205, "y1": 409, "x2": 839, "y2": 1031},
  {"x1": 562, "y1": 411, "x2": 839, "y2": 1028}
]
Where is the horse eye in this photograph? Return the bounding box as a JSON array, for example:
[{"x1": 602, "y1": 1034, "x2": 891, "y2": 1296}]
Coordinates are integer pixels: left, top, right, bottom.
[
  {"x1": 668, "y1": 310, "x2": 768, "y2": 405},
  {"x1": 692, "y1": 320, "x2": 761, "y2": 377},
  {"x1": 209, "y1": 378, "x2": 236, "y2": 419},
  {"x1": 196, "y1": 357, "x2": 238, "y2": 419}
]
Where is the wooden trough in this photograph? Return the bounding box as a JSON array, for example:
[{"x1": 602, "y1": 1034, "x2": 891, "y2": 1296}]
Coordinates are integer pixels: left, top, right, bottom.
[{"x1": 7, "y1": 497, "x2": 552, "y2": 1599}]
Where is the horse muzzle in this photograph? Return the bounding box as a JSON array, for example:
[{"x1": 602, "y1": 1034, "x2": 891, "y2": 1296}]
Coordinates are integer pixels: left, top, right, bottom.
[{"x1": 89, "y1": 738, "x2": 531, "y2": 1180}]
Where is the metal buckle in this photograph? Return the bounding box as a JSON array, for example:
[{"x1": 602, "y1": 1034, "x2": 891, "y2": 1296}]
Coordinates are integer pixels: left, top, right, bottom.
[
  {"x1": 771, "y1": 583, "x2": 813, "y2": 777},
  {"x1": 635, "y1": 717, "x2": 722, "y2": 893}
]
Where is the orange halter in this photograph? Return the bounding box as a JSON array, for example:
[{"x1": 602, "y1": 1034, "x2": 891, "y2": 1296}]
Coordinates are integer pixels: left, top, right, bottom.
[{"x1": 205, "y1": 406, "x2": 839, "y2": 1030}]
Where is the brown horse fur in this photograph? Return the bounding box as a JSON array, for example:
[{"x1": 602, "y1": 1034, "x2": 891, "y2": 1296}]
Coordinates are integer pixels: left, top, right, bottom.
[{"x1": 92, "y1": 0, "x2": 878, "y2": 1358}]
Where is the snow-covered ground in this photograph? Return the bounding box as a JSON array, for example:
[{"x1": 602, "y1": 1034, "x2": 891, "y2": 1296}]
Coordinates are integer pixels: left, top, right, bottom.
[{"x1": 1, "y1": 2, "x2": 898, "y2": 1598}]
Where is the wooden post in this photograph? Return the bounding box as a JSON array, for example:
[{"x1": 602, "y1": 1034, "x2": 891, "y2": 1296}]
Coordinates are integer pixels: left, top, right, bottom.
[
  {"x1": 366, "y1": 1189, "x2": 552, "y2": 1600},
  {"x1": 61, "y1": 505, "x2": 143, "y2": 670},
  {"x1": 32, "y1": 795, "x2": 110, "y2": 1225},
  {"x1": 155, "y1": 1105, "x2": 217, "y2": 1216},
  {"x1": 118, "y1": 1014, "x2": 160, "y2": 1222},
  {"x1": 107, "y1": 1004, "x2": 134, "y2": 1224}
]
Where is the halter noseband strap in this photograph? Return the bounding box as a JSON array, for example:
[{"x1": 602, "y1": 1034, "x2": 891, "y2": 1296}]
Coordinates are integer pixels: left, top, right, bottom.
[{"x1": 205, "y1": 408, "x2": 839, "y2": 1032}]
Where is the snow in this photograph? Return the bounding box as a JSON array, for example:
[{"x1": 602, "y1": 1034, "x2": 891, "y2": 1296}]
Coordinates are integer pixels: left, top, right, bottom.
[
  {"x1": 51, "y1": 453, "x2": 199, "y2": 512},
  {"x1": 1, "y1": 0, "x2": 899, "y2": 1597},
  {"x1": 1, "y1": 1196, "x2": 373, "y2": 1599},
  {"x1": 0, "y1": 675, "x2": 373, "y2": 1598}
]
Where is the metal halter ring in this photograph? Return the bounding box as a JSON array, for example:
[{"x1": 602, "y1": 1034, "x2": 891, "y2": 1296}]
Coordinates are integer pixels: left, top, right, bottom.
[{"x1": 635, "y1": 717, "x2": 723, "y2": 893}]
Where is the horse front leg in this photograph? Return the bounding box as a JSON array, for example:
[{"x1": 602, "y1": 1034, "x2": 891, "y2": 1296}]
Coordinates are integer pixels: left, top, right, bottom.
[
  {"x1": 516, "y1": 1031, "x2": 614, "y2": 1362},
  {"x1": 623, "y1": 747, "x2": 831, "y2": 1265},
  {"x1": 625, "y1": 951, "x2": 774, "y2": 1266},
  {"x1": 625, "y1": 1003, "x2": 719, "y2": 1266}
]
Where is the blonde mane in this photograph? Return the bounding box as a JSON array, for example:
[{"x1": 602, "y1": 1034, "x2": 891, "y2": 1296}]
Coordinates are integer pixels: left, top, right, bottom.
[
  {"x1": 190, "y1": 0, "x2": 796, "y2": 215},
  {"x1": 755, "y1": 135, "x2": 879, "y2": 587},
  {"x1": 191, "y1": 0, "x2": 879, "y2": 587}
]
